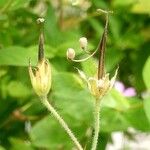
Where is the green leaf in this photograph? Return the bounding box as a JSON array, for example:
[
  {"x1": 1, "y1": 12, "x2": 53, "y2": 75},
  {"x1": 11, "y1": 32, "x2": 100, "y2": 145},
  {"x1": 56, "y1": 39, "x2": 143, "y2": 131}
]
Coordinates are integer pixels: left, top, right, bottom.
[
  {"x1": 51, "y1": 72, "x2": 93, "y2": 122},
  {"x1": 81, "y1": 58, "x2": 97, "y2": 76},
  {"x1": 56, "y1": 40, "x2": 80, "y2": 57},
  {"x1": 112, "y1": 0, "x2": 135, "y2": 7},
  {"x1": 9, "y1": 138, "x2": 34, "y2": 150},
  {"x1": 88, "y1": 18, "x2": 103, "y2": 38},
  {"x1": 109, "y1": 16, "x2": 121, "y2": 41},
  {"x1": 113, "y1": 0, "x2": 150, "y2": 14},
  {"x1": 45, "y1": 4, "x2": 61, "y2": 46},
  {"x1": 101, "y1": 98, "x2": 150, "y2": 132},
  {"x1": 124, "y1": 99, "x2": 150, "y2": 131},
  {"x1": 0, "y1": 146, "x2": 5, "y2": 150},
  {"x1": 0, "y1": 68, "x2": 7, "y2": 78},
  {"x1": 102, "y1": 89, "x2": 130, "y2": 111},
  {"x1": 101, "y1": 107, "x2": 129, "y2": 132},
  {"x1": 30, "y1": 116, "x2": 73, "y2": 149},
  {"x1": 143, "y1": 98, "x2": 150, "y2": 124},
  {"x1": 0, "y1": 45, "x2": 55, "y2": 66},
  {"x1": 132, "y1": 0, "x2": 150, "y2": 14},
  {"x1": 9, "y1": 0, "x2": 29, "y2": 10},
  {"x1": 30, "y1": 72, "x2": 94, "y2": 149},
  {"x1": 0, "y1": 0, "x2": 29, "y2": 13},
  {"x1": 7, "y1": 81, "x2": 31, "y2": 98},
  {"x1": 106, "y1": 48, "x2": 124, "y2": 72},
  {"x1": 143, "y1": 57, "x2": 150, "y2": 89},
  {"x1": 0, "y1": 0, "x2": 6, "y2": 7}
]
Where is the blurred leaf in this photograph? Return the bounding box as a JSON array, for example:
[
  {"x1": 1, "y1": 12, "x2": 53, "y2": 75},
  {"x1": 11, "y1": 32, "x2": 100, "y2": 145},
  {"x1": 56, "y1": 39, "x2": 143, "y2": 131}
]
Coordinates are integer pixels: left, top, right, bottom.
[
  {"x1": 132, "y1": 0, "x2": 150, "y2": 14},
  {"x1": 52, "y1": 72, "x2": 93, "y2": 122},
  {"x1": 45, "y1": 3, "x2": 61, "y2": 46},
  {"x1": 30, "y1": 72, "x2": 93, "y2": 149},
  {"x1": 113, "y1": 0, "x2": 150, "y2": 14},
  {"x1": 102, "y1": 98, "x2": 150, "y2": 132},
  {"x1": 143, "y1": 57, "x2": 150, "y2": 89},
  {"x1": 88, "y1": 18, "x2": 103, "y2": 38},
  {"x1": 55, "y1": 40, "x2": 80, "y2": 57},
  {"x1": 0, "y1": 45, "x2": 55, "y2": 66},
  {"x1": 112, "y1": 0, "x2": 135, "y2": 6},
  {"x1": 101, "y1": 107, "x2": 129, "y2": 132},
  {"x1": 30, "y1": 116, "x2": 73, "y2": 149},
  {"x1": 106, "y1": 48, "x2": 124, "y2": 71},
  {"x1": 0, "y1": 14, "x2": 7, "y2": 21},
  {"x1": 124, "y1": 99, "x2": 150, "y2": 131},
  {"x1": 97, "y1": 133, "x2": 110, "y2": 150},
  {"x1": 0, "y1": 0, "x2": 29, "y2": 13},
  {"x1": 9, "y1": 0, "x2": 29, "y2": 10},
  {"x1": 7, "y1": 81, "x2": 31, "y2": 98},
  {"x1": 51, "y1": 57, "x2": 70, "y2": 72},
  {"x1": 143, "y1": 98, "x2": 150, "y2": 124},
  {"x1": 9, "y1": 138, "x2": 34, "y2": 150},
  {"x1": 0, "y1": 146, "x2": 5, "y2": 150},
  {"x1": 102, "y1": 89, "x2": 130, "y2": 111},
  {"x1": 0, "y1": 68, "x2": 7, "y2": 78},
  {"x1": 0, "y1": 46, "x2": 34, "y2": 66},
  {"x1": 0, "y1": 96, "x2": 18, "y2": 126},
  {"x1": 81, "y1": 57, "x2": 97, "y2": 76},
  {"x1": 109, "y1": 16, "x2": 121, "y2": 41},
  {"x1": 92, "y1": 0, "x2": 108, "y2": 9},
  {"x1": 24, "y1": 99, "x2": 46, "y2": 116},
  {"x1": 0, "y1": 0, "x2": 6, "y2": 6}
]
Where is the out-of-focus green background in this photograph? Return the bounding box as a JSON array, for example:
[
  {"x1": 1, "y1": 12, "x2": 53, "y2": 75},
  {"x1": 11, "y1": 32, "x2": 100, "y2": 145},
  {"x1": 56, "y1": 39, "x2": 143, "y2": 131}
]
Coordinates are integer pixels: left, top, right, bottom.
[{"x1": 0, "y1": 0, "x2": 150, "y2": 149}]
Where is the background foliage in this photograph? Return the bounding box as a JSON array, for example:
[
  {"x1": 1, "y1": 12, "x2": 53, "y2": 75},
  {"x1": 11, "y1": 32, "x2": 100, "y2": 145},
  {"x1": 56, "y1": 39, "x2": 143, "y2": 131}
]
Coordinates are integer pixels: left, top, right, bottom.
[{"x1": 0, "y1": 0, "x2": 150, "y2": 149}]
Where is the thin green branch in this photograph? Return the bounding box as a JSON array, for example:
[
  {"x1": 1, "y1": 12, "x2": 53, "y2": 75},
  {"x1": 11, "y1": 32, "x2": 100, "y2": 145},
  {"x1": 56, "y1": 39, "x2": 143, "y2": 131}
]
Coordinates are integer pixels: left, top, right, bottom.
[
  {"x1": 40, "y1": 96, "x2": 83, "y2": 150},
  {"x1": 91, "y1": 98, "x2": 101, "y2": 150}
]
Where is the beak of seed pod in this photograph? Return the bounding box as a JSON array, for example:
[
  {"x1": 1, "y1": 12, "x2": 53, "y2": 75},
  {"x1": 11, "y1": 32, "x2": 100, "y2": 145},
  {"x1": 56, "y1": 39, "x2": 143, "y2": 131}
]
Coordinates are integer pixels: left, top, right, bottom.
[
  {"x1": 29, "y1": 18, "x2": 51, "y2": 97},
  {"x1": 88, "y1": 13, "x2": 118, "y2": 99}
]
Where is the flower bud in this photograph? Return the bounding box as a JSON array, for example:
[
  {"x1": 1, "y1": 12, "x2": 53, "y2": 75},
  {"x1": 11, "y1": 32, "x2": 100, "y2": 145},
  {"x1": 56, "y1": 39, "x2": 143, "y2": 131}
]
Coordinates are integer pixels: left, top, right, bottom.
[
  {"x1": 66, "y1": 48, "x2": 75, "y2": 60},
  {"x1": 29, "y1": 59, "x2": 51, "y2": 97},
  {"x1": 79, "y1": 37, "x2": 87, "y2": 50}
]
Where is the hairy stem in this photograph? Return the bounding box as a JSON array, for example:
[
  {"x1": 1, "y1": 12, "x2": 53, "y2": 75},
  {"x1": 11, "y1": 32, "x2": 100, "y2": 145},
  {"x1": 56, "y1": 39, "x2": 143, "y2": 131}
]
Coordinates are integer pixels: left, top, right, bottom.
[
  {"x1": 40, "y1": 96, "x2": 83, "y2": 150},
  {"x1": 91, "y1": 98, "x2": 101, "y2": 150}
]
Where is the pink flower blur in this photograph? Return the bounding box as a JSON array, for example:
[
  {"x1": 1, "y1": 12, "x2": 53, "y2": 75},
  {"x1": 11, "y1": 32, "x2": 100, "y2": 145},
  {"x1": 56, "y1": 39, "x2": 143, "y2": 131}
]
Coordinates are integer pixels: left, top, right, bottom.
[{"x1": 114, "y1": 81, "x2": 136, "y2": 97}]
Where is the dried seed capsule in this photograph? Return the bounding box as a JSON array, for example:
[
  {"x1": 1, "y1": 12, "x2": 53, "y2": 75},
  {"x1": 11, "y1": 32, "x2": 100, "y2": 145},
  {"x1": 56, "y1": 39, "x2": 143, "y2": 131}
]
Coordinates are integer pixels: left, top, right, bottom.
[
  {"x1": 29, "y1": 59, "x2": 51, "y2": 97},
  {"x1": 29, "y1": 18, "x2": 51, "y2": 97}
]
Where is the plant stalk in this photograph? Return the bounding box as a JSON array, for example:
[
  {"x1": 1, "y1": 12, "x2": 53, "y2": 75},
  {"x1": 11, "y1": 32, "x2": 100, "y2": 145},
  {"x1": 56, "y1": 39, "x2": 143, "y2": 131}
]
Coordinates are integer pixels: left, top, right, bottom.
[
  {"x1": 40, "y1": 96, "x2": 83, "y2": 150},
  {"x1": 91, "y1": 98, "x2": 101, "y2": 150}
]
